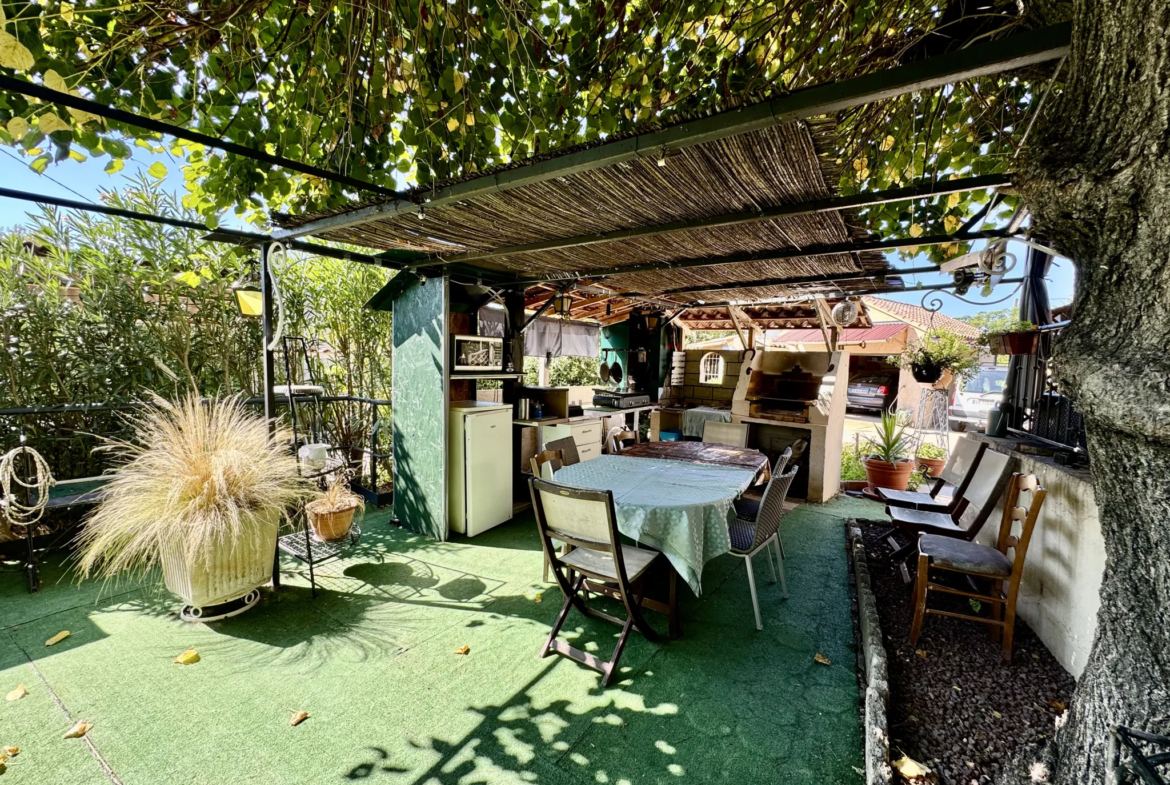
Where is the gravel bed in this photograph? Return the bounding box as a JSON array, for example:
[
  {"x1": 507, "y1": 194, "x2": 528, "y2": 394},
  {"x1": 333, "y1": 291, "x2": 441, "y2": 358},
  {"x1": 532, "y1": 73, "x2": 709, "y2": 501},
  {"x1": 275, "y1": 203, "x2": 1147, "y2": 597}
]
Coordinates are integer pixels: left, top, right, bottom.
[{"x1": 855, "y1": 520, "x2": 1075, "y2": 784}]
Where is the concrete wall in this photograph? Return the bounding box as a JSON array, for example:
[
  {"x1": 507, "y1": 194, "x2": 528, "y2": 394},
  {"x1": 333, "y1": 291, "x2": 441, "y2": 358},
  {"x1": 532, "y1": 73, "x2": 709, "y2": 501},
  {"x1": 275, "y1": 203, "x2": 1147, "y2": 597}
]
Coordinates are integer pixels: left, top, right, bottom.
[
  {"x1": 680, "y1": 349, "x2": 744, "y2": 404},
  {"x1": 967, "y1": 434, "x2": 1104, "y2": 678}
]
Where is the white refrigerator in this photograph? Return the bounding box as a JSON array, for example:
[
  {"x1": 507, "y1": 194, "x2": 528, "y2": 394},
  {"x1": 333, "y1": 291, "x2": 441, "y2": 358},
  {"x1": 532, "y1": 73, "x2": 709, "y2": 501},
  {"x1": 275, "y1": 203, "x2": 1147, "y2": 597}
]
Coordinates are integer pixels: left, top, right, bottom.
[{"x1": 448, "y1": 401, "x2": 514, "y2": 536}]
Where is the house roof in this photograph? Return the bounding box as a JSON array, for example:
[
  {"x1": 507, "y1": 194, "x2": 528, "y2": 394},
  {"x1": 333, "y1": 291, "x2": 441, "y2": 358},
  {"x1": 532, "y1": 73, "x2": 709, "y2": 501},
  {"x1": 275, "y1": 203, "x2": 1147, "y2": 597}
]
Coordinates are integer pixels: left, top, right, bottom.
[
  {"x1": 276, "y1": 120, "x2": 898, "y2": 308},
  {"x1": 862, "y1": 296, "x2": 982, "y2": 340},
  {"x1": 768, "y1": 323, "x2": 908, "y2": 346}
]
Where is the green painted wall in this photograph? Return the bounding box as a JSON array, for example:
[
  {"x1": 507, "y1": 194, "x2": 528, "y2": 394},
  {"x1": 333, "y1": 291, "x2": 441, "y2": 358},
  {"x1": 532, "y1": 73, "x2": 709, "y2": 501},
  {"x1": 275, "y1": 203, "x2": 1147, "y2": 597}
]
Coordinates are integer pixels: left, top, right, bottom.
[{"x1": 392, "y1": 277, "x2": 448, "y2": 540}]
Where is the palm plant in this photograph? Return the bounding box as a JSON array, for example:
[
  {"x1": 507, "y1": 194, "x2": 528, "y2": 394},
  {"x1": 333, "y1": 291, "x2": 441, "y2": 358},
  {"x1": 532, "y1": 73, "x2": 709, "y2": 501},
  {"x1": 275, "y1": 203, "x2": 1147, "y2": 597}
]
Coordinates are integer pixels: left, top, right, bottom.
[{"x1": 865, "y1": 409, "x2": 911, "y2": 464}]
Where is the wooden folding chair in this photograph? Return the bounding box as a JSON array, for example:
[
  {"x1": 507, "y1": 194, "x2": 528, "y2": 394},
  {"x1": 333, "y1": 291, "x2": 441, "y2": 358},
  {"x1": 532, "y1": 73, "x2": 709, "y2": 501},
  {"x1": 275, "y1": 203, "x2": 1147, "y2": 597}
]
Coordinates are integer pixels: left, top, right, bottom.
[
  {"x1": 545, "y1": 437, "x2": 580, "y2": 466},
  {"x1": 910, "y1": 473, "x2": 1046, "y2": 663},
  {"x1": 877, "y1": 438, "x2": 988, "y2": 513},
  {"x1": 529, "y1": 477, "x2": 673, "y2": 686},
  {"x1": 530, "y1": 449, "x2": 563, "y2": 480}
]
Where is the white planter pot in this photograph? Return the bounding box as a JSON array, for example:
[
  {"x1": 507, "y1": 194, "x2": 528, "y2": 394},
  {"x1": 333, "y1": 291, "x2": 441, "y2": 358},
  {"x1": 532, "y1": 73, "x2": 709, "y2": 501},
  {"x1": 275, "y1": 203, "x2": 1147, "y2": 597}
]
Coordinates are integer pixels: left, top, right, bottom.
[{"x1": 161, "y1": 509, "x2": 280, "y2": 613}]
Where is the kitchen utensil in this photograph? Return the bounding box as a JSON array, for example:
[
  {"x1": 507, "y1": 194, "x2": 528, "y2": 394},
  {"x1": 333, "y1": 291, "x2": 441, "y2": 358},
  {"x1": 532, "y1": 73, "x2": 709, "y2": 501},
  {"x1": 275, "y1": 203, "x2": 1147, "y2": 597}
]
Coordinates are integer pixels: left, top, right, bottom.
[
  {"x1": 609, "y1": 361, "x2": 623, "y2": 384},
  {"x1": 598, "y1": 360, "x2": 610, "y2": 383}
]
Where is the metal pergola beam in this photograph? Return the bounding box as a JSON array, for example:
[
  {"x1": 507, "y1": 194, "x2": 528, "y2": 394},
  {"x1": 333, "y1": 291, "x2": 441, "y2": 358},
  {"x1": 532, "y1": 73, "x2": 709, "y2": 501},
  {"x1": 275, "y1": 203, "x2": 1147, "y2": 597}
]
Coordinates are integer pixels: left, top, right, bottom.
[
  {"x1": 691, "y1": 277, "x2": 1025, "y2": 308},
  {"x1": 642, "y1": 263, "x2": 943, "y2": 298},
  {"x1": 510, "y1": 228, "x2": 1016, "y2": 287},
  {"x1": 0, "y1": 75, "x2": 405, "y2": 200},
  {"x1": 425, "y1": 173, "x2": 1012, "y2": 267},
  {"x1": 0, "y1": 186, "x2": 423, "y2": 269},
  {"x1": 274, "y1": 23, "x2": 1069, "y2": 242}
]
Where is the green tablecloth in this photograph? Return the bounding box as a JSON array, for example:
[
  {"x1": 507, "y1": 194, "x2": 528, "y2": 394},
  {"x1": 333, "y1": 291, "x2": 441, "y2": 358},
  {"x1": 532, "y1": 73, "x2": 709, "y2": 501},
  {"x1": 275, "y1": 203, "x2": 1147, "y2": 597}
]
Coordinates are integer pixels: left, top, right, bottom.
[{"x1": 554, "y1": 455, "x2": 754, "y2": 595}]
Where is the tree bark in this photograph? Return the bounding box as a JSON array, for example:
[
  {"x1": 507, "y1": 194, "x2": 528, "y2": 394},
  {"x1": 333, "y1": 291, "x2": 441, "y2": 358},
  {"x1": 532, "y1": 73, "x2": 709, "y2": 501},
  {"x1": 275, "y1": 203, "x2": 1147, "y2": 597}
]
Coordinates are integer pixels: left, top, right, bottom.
[{"x1": 1017, "y1": 0, "x2": 1170, "y2": 782}]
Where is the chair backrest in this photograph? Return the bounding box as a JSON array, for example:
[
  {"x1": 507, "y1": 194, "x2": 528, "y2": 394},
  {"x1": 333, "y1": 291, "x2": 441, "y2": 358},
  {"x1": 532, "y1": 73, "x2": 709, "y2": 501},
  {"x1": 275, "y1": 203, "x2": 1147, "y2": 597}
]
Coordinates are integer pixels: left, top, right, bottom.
[
  {"x1": 703, "y1": 420, "x2": 748, "y2": 447},
  {"x1": 749, "y1": 465, "x2": 799, "y2": 549},
  {"x1": 938, "y1": 438, "x2": 989, "y2": 488},
  {"x1": 545, "y1": 436, "x2": 580, "y2": 466},
  {"x1": 953, "y1": 448, "x2": 1013, "y2": 535},
  {"x1": 994, "y1": 473, "x2": 1046, "y2": 582},
  {"x1": 771, "y1": 446, "x2": 793, "y2": 477},
  {"x1": 530, "y1": 449, "x2": 563, "y2": 480}
]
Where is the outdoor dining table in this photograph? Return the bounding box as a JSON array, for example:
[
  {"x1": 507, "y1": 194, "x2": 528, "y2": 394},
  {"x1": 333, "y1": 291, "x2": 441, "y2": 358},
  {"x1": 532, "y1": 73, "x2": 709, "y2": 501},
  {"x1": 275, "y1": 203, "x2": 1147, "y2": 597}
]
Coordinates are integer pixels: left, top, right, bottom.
[
  {"x1": 620, "y1": 441, "x2": 771, "y2": 483},
  {"x1": 554, "y1": 454, "x2": 756, "y2": 595}
]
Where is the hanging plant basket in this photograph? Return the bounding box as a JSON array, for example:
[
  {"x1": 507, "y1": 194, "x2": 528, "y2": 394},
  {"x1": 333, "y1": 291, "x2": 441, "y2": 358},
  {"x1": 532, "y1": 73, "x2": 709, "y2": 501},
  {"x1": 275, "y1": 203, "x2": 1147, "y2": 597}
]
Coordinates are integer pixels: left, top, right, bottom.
[
  {"x1": 988, "y1": 331, "x2": 1040, "y2": 356},
  {"x1": 911, "y1": 361, "x2": 945, "y2": 384}
]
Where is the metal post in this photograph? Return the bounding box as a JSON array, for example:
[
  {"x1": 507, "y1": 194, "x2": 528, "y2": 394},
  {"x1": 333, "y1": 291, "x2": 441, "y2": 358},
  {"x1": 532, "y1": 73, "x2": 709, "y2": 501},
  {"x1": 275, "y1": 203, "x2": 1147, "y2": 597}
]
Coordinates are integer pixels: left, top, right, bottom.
[{"x1": 260, "y1": 242, "x2": 281, "y2": 590}]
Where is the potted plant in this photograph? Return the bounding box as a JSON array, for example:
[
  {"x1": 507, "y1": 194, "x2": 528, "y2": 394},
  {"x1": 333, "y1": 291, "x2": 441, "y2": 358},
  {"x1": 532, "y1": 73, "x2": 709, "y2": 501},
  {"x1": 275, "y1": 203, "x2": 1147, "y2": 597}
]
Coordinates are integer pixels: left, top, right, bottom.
[
  {"x1": 862, "y1": 409, "x2": 917, "y2": 491},
  {"x1": 916, "y1": 442, "x2": 947, "y2": 477},
  {"x1": 840, "y1": 447, "x2": 869, "y2": 492},
  {"x1": 77, "y1": 395, "x2": 308, "y2": 621},
  {"x1": 306, "y1": 471, "x2": 364, "y2": 542},
  {"x1": 891, "y1": 329, "x2": 981, "y2": 386},
  {"x1": 983, "y1": 320, "x2": 1038, "y2": 355}
]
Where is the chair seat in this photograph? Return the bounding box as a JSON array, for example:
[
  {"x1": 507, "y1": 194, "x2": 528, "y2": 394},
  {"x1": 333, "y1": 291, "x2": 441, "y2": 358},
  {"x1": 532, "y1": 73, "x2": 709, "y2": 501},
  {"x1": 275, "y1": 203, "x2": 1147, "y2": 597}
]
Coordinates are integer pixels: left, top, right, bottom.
[
  {"x1": 888, "y1": 506, "x2": 966, "y2": 535},
  {"x1": 919, "y1": 534, "x2": 1013, "y2": 577},
  {"x1": 877, "y1": 487, "x2": 951, "y2": 512},
  {"x1": 560, "y1": 545, "x2": 659, "y2": 582},
  {"x1": 733, "y1": 495, "x2": 761, "y2": 521},
  {"x1": 728, "y1": 517, "x2": 761, "y2": 552}
]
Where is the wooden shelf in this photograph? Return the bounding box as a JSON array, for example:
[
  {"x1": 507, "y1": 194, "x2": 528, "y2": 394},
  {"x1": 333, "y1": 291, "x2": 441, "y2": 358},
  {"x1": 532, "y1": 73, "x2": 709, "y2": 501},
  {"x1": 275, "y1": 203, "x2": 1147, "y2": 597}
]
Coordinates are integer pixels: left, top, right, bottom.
[{"x1": 450, "y1": 372, "x2": 524, "y2": 380}]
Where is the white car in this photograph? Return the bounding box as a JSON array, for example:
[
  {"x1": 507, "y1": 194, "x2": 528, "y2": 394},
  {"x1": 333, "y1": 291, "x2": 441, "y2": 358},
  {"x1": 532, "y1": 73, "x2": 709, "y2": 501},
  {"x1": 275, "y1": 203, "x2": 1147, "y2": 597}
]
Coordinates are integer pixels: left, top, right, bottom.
[{"x1": 950, "y1": 367, "x2": 1008, "y2": 428}]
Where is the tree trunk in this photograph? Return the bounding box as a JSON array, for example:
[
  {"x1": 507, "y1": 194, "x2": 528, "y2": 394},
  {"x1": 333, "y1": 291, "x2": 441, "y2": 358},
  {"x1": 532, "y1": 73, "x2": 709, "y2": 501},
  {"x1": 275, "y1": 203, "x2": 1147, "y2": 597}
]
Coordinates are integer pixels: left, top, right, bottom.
[{"x1": 1017, "y1": 0, "x2": 1170, "y2": 781}]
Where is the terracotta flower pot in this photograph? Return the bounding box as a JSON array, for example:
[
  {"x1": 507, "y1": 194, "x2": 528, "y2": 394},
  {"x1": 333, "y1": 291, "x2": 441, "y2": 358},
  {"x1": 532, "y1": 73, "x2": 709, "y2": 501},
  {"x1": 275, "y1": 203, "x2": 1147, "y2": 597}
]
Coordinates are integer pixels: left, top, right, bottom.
[
  {"x1": 863, "y1": 458, "x2": 916, "y2": 491},
  {"x1": 306, "y1": 502, "x2": 358, "y2": 542},
  {"x1": 916, "y1": 456, "x2": 945, "y2": 477},
  {"x1": 989, "y1": 331, "x2": 1040, "y2": 355}
]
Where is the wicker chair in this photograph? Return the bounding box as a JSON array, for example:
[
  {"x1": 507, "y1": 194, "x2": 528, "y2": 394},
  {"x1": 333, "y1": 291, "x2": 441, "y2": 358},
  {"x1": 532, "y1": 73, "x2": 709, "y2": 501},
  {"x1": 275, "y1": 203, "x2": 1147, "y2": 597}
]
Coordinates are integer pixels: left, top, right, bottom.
[
  {"x1": 728, "y1": 464, "x2": 799, "y2": 630},
  {"x1": 737, "y1": 446, "x2": 792, "y2": 513},
  {"x1": 529, "y1": 477, "x2": 671, "y2": 686},
  {"x1": 545, "y1": 437, "x2": 580, "y2": 466}
]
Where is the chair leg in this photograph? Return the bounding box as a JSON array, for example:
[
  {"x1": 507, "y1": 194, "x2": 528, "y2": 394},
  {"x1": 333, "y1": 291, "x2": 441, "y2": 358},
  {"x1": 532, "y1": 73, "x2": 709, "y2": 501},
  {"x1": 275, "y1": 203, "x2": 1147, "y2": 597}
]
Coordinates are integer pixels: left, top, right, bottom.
[
  {"x1": 667, "y1": 569, "x2": 681, "y2": 640},
  {"x1": 1001, "y1": 591, "x2": 1018, "y2": 664},
  {"x1": 744, "y1": 555, "x2": 763, "y2": 631},
  {"x1": 542, "y1": 552, "x2": 550, "y2": 583},
  {"x1": 772, "y1": 539, "x2": 788, "y2": 599},
  {"x1": 909, "y1": 553, "x2": 930, "y2": 647},
  {"x1": 541, "y1": 575, "x2": 584, "y2": 657},
  {"x1": 990, "y1": 579, "x2": 1004, "y2": 642},
  {"x1": 777, "y1": 534, "x2": 786, "y2": 559},
  {"x1": 765, "y1": 543, "x2": 777, "y2": 583},
  {"x1": 602, "y1": 617, "x2": 636, "y2": 687}
]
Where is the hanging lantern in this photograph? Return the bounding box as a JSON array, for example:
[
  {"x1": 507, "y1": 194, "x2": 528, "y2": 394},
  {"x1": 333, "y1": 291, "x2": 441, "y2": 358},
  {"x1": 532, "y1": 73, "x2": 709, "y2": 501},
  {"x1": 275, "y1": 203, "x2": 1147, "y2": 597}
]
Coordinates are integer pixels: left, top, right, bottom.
[{"x1": 552, "y1": 292, "x2": 573, "y2": 320}]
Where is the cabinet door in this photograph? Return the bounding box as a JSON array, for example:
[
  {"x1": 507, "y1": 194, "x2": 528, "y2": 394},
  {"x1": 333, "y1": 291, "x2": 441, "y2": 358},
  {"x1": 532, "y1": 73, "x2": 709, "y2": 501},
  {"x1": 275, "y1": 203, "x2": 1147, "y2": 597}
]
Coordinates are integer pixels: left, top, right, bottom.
[
  {"x1": 571, "y1": 421, "x2": 602, "y2": 448},
  {"x1": 465, "y1": 411, "x2": 513, "y2": 535}
]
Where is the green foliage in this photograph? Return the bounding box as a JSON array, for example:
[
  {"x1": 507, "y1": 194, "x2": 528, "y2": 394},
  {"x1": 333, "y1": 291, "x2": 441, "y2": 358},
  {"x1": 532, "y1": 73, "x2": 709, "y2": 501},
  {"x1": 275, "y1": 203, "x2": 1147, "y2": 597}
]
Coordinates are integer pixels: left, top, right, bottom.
[
  {"x1": 0, "y1": 177, "x2": 393, "y2": 477},
  {"x1": 0, "y1": 0, "x2": 1040, "y2": 230},
  {"x1": 917, "y1": 442, "x2": 947, "y2": 460},
  {"x1": 840, "y1": 448, "x2": 867, "y2": 481},
  {"x1": 890, "y1": 329, "x2": 981, "y2": 382},
  {"x1": 906, "y1": 467, "x2": 930, "y2": 491},
  {"x1": 958, "y1": 308, "x2": 1018, "y2": 333},
  {"x1": 865, "y1": 409, "x2": 911, "y2": 464},
  {"x1": 523, "y1": 355, "x2": 601, "y2": 387}
]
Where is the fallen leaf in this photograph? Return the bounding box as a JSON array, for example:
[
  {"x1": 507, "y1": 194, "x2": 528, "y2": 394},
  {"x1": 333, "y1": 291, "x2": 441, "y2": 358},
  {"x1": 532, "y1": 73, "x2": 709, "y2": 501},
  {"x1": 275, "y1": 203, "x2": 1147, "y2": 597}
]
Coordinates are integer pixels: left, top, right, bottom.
[
  {"x1": 953, "y1": 685, "x2": 962, "y2": 692},
  {"x1": 991, "y1": 710, "x2": 1003, "y2": 719},
  {"x1": 454, "y1": 644, "x2": 471, "y2": 656},
  {"x1": 892, "y1": 754, "x2": 931, "y2": 779},
  {"x1": 173, "y1": 648, "x2": 200, "y2": 665},
  {"x1": 915, "y1": 649, "x2": 927, "y2": 659},
  {"x1": 6, "y1": 684, "x2": 28, "y2": 701},
  {"x1": 290, "y1": 710, "x2": 309, "y2": 726},
  {"x1": 45, "y1": 631, "x2": 70, "y2": 646},
  {"x1": 533, "y1": 593, "x2": 542, "y2": 604},
  {"x1": 1049, "y1": 700, "x2": 1067, "y2": 712},
  {"x1": 2, "y1": 746, "x2": 18, "y2": 757},
  {"x1": 813, "y1": 653, "x2": 830, "y2": 666},
  {"x1": 64, "y1": 720, "x2": 92, "y2": 739}
]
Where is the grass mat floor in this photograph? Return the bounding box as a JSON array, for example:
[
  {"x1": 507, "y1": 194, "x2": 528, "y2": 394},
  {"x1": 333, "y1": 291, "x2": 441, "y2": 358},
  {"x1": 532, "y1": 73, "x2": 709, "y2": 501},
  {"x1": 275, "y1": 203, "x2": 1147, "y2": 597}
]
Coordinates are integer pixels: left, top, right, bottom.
[{"x1": 0, "y1": 497, "x2": 880, "y2": 785}]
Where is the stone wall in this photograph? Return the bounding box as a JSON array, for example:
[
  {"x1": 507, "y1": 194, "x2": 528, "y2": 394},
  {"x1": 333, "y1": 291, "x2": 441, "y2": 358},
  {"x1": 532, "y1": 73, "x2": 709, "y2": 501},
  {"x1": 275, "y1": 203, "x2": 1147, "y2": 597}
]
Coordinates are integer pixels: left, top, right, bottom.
[
  {"x1": 967, "y1": 434, "x2": 1104, "y2": 678},
  {"x1": 680, "y1": 349, "x2": 745, "y2": 404}
]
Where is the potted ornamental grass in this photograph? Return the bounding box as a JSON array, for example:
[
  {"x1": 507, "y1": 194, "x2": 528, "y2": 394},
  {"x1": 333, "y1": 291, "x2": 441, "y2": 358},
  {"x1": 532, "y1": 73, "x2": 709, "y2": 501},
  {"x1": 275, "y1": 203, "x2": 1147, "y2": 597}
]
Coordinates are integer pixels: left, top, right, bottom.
[
  {"x1": 306, "y1": 471, "x2": 364, "y2": 542},
  {"x1": 916, "y1": 442, "x2": 947, "y2": 477},
  {"x1": 77, "y1": 395, "x2": 308, "y2": 620},
  {"x1": 891, "y1": 329, "x2": 980, "y2": 386},
  {"x1": 983, "y1": 320, "x2": 1039, "y2": 356},
  {"x1": 862, "y1": 409, "x2": 916, "y2": 491}
]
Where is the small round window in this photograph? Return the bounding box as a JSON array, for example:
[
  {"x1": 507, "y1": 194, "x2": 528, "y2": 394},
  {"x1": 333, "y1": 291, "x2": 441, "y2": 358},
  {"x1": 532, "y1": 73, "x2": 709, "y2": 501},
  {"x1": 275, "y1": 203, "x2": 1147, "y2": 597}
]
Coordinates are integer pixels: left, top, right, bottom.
[{"x1": 699, "y1": 352, "x2": 725, "y2": 385}]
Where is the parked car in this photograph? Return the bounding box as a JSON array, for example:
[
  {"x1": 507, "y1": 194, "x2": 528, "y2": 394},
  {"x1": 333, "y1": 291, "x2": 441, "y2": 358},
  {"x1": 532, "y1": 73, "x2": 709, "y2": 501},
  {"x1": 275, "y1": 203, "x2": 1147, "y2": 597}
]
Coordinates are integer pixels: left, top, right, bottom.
[
  {"x1": 950, "y1": 366, "x2": 1008, "y2": 427},
  {"x1": 846, "y1": 371, "x2": 898, "y2": 413}
]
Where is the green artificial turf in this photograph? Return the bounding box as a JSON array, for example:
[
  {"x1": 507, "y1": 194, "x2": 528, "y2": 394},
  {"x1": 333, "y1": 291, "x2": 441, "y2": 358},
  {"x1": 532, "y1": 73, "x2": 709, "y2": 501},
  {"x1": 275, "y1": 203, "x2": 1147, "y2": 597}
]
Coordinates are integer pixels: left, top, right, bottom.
[{"x1": 0, "y1": 497, "x2": 885, "y2": 785}]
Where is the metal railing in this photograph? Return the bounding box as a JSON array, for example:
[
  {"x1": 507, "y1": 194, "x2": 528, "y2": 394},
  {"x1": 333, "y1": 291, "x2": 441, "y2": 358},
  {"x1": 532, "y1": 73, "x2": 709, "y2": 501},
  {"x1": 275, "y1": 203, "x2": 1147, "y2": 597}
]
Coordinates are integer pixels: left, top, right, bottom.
[{"x1": 1006, "y1": 321, "x2": 1088, "y2": 457}]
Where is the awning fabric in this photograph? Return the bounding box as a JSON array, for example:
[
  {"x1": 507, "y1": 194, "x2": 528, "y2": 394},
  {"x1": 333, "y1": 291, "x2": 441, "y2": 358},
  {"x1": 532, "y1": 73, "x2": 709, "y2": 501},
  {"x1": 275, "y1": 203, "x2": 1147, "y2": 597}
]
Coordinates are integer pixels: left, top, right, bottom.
[{"x1": 478, "y1": 307, "x2": 600, "y2": 359}]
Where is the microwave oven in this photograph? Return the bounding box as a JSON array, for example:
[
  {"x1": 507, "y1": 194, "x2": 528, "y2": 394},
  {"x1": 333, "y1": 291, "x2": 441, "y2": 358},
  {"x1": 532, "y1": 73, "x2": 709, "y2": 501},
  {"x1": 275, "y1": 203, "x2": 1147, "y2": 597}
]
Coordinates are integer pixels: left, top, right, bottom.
[{"x1": 453, "y1": 335, "x2": 504, "y2": 373}]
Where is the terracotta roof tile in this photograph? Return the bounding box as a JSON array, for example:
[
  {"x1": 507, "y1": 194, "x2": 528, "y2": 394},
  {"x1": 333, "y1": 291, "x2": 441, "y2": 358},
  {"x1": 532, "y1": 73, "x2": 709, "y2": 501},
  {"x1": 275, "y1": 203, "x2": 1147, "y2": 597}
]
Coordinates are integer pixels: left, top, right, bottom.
[{"x1": 862, "y1": 296, "x2": 982, "y2": 340}]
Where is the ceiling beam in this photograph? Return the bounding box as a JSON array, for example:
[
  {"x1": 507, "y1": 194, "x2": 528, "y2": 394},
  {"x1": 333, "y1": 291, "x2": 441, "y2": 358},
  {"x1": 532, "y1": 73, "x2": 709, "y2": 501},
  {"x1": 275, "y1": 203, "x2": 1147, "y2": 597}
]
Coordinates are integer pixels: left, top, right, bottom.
[
  {"x1": 689, "y1": 277, "x2": 1025, "y2": 308},
  {"x1": 642, "y1": 264, "x2": 942, "y2": 298},
  {"x1": 274, "y1": 23, "x2": 1069, "y2": 242},
  {"x1": 425, "y1": 173, "x2": 1012, "y2": 267},
  {"x1": 511, "y1": 228, "x2": 1016, "y2": 287}
]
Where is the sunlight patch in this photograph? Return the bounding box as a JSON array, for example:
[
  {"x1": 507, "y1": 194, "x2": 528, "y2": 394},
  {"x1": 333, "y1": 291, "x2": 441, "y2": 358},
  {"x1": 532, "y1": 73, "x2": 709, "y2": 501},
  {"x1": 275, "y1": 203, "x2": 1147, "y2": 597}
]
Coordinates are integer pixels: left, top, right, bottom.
[
  {"x1": 655, "y1": 740, "x2": 677, "y2": 755},
  {"x1": 493, "y1": 727, "x2": 535, "y2": 765},
  {"x1": 668, "y1": 763, "x2": 685, "y2": 776}
]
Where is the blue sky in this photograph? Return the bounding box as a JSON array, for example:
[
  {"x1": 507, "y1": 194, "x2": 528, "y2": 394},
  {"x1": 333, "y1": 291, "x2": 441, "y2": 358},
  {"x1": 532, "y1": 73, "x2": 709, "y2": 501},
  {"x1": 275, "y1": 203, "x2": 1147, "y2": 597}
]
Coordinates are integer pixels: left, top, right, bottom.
[{"x1": 0, "y1": 149, "x2": 1075, "y2": 320}]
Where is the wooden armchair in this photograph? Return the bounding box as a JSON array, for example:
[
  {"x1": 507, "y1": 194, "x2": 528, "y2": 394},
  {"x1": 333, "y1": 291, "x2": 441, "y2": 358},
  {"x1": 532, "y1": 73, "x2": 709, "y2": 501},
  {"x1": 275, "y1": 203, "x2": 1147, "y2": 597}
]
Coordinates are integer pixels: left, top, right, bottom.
[
  {"x1": 529, "y1": 477, "x2": 673, "y2": 686},
  {"x1": 910, "y1": 473, "x2": 1047, "y2": 663}
]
